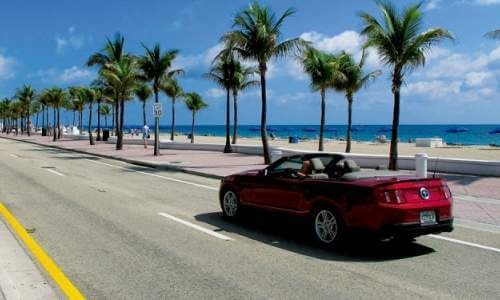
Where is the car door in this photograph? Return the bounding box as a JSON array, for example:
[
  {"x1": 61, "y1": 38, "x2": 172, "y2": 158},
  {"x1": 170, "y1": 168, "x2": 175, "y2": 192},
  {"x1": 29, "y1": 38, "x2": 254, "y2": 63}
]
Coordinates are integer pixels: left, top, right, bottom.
[{"x1": 246, "y1": 158, "x2": 305, "y2": 211}]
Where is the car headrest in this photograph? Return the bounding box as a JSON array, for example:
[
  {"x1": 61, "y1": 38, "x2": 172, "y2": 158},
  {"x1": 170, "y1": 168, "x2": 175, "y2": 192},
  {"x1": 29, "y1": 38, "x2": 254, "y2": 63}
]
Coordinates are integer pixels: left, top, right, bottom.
[
  {"x1": 310, "y1": 158, "x2": 325, "y2": 172},
  {"x1": 335, "y1": 159, "x2": 361, "y2": 175}
]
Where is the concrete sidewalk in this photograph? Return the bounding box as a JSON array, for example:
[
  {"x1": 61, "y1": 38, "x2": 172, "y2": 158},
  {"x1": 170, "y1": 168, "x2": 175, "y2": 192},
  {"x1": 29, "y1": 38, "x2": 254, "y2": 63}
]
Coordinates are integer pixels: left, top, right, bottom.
[{"x1": 0, "y1": 219, "x2": 57, "y2": 299}]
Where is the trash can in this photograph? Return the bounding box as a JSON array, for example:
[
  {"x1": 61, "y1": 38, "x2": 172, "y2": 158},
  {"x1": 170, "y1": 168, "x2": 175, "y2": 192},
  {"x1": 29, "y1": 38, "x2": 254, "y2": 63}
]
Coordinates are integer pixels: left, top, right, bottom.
[
  {"x1": 103, "y1": 129, "x2": 110, "y2": 141},
  {"x1": 288, "y1": 136, "x2": 299, "y2": 144},
  {"x1": 42, "y1": 128, "x2": 47, "y2": 136}
]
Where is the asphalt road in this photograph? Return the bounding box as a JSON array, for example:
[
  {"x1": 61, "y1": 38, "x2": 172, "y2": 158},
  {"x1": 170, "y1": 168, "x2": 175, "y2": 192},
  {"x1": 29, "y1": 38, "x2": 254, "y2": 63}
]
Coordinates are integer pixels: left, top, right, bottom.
[{"x1": 0, "y1": 138, "x2": 499, "y2": 299}]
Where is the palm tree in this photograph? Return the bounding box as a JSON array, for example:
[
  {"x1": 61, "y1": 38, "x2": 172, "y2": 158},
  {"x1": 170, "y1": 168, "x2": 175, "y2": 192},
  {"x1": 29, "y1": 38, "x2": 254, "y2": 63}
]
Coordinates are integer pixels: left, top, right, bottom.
[
  {"x1": 87, "y1": 33, "x2": 129, "y2": 140},
  {"x1": 38, "y1": 92, "x2": 50, "y2": 135},
  {"x1": 69, "y1": 87, "x2": 85, "y2": 134},
  {"x1": 300, "y1": 47, "x2": 342, "y2": 151},
  {"x1": 91, "y1": 79, "x2": 106, "y2": 141},
  {"x1": 79, "y1": 87, "x2": 97, "y2": 145},
  {"x1": 184, "y1": 92, "x2": 208, "y2": 144},
  {"x1": 205, "y1": 56, "x2": 234, "y2": 153},
  {"x1": 226, "y1": 2, "x2": 307, "y2": 163},
  {"x1": 485, "y1": 30, "x2": 500, "y2": 39},
  {"x1": 230, "y1": 61, "x2": 258, "y2": 144},
  {"x1": 333, "y1": 51, "x2": 381, "y2": 153},
  {"x1": 138, "y1": 43, "x2": 182, "y2": 156},
  {"x1": 15, "y1": 84, "x2": 35, "y2": 136},
  {"x1": 161, "y1": 76, "x2": 184, "y2": 141},
  {"x1": 101, "y1": 56, "x2": 139, "y2": 150},
  {"x1": 135, "y1": 83, "x2": 153, "y2": 127},
  {"x1": 31, "y1": 100, "x2": 42, "y2": 131},
  {"x1": 100, "y1": 104, "x2": 112, "y2": 128},
  {"x1": 0, "y1": 98, "x2": 12, "y2": 133},
  {"x1": 44, "y1": 88, "x2": 67, "y2": 141},
  {"x1": 360, "y1": 1, "x2": 453, "y2": 170}
]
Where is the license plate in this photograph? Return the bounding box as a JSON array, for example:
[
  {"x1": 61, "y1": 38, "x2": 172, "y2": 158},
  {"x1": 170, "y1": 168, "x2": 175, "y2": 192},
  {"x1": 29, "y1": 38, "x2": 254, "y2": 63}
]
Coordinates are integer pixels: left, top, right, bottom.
[{"x1": 420, "y1": 210, "x2": 437, "y2": 225}]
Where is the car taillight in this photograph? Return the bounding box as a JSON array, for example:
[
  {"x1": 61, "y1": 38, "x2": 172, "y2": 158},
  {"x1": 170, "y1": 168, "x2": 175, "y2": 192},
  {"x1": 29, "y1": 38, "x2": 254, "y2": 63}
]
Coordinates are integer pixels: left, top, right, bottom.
[
  {"x1": 381, "y1": 190, "x2": 406, "y2": 204},
  {"x1": 442, "y1": 185, "x2": 452, "y2": 200}
]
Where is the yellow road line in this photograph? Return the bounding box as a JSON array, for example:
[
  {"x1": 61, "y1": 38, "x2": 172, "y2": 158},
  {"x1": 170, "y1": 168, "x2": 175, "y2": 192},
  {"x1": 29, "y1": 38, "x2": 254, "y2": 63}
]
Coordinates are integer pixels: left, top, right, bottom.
[{"x1": 0, "y1": 203, "x2": 85, "y2": 299}]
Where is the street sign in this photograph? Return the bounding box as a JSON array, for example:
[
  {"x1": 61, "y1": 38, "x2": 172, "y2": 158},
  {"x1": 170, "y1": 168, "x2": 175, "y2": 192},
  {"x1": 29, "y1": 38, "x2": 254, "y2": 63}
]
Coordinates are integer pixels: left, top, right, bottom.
[{"x1": 153, "y1": 103, "x2": 162, "y2": 118}]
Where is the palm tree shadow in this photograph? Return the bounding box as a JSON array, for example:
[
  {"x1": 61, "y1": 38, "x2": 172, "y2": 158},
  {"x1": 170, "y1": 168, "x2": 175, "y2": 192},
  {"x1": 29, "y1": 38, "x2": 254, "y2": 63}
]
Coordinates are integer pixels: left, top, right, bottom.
[{"x1": 194, "y1": 211, "x2": 435, "y2": 262}]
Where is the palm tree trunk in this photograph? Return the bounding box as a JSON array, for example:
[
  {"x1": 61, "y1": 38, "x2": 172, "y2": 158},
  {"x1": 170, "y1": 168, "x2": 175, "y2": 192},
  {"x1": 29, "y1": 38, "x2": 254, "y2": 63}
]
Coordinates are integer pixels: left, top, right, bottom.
[
  {"x1": 170, "y1": 97, "x2": 175, "y2": 141},
  {"x1": 88, "y1": 103, "x2": 94, "y2": 145},
  {"x1": 79, "y1": 111, "x2": 83, "y2": 135},
  {"x1": 52, "y1": 109, "x2": 57, "y2": 141},
  {"x1": 27, "y1": 107, "x2": 30, "y2": 136},
  {"x1": 259, "y1": 64, "x2": 271, "y2": 164},
  {"x1": 191, "y1": 111, "x2": 195, "y2": 144},
  {"x1": 112, "y1": 103, "x2": 116, "y2": 136},
  {"x1": 97, "y1": 100, "x2": 101, "y2": 141},
  {"x1": 57, "y1": 108, "x2": 61, "y2": 139},
  {"x1": 319, "y1": 88, "x2": 326, "y2": 152},
  {"x1": 105, "y1": 116, "x2": 108, "y2": 128},
  {"x1": 153, "y1": 89, "x2": 160, "y2": 156},
  {"x1": 232, "y1": 90, "x2": 238, "y2": 145},
  {"x1": 142, "y1": 101, "x2": 147, "y2": 127},
  {"x1": 35, "y1": 112, "x2": 39, "y2": 132},
  {"x1": 41, "y1": 106, "x2": 45, "y2": 133},
  {"x1": 117, "y1": 97, "x2": 125, "y2": 150},
  {"x1": 114, "y1": 99, "x2": 119, "y2": 137},
  {"x1": 389, "y1": 69, "x2": 402, "y2": 170},
  {"x1": 224, "y1": 89, "x2": 232, "y2": 153},
  {"x1": 20, "y1": 117, "x2": 24, "y2": 135},
  {"x1": 345, "y1": 93, "x2": 353, "y2": 153}
]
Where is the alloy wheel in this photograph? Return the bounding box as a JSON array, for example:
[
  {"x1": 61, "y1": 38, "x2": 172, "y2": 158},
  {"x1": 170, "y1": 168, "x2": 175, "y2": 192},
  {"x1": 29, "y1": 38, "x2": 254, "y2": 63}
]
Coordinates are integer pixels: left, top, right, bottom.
[{"x1": 314, "y1": 209, "x2": 338, "y2": 243}]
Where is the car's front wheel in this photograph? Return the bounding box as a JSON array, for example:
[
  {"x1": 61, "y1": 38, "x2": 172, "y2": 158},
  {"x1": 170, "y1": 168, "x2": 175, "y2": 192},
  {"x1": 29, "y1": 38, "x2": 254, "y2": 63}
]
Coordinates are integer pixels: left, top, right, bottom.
[
  {"x1": 221, "y1": 189, "x2": 241, "y2": 219},
  {"x1": 311, "y1": 207, "x2": 343, "y2": 248}
]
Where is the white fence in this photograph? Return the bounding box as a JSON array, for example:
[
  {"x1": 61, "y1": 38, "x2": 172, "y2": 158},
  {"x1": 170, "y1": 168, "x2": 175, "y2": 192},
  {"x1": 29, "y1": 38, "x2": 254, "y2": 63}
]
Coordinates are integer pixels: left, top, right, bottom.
[{"x1": 106, "y1": 137, "x2": 500, "y2": 177}]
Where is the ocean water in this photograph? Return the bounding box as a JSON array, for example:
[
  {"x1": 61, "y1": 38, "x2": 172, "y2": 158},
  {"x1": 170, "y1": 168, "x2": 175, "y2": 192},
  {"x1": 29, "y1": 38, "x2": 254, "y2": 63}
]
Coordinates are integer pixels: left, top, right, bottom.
[{"x1": 116, "y1": 124, "x2": 500, "y2": 146}]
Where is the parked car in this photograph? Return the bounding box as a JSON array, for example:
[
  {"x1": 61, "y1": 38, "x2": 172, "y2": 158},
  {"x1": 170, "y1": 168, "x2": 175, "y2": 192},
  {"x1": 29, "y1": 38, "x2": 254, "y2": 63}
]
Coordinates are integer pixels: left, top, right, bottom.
[{"x1": 219, "y1": 153, "x2": 454, "y2": 247}]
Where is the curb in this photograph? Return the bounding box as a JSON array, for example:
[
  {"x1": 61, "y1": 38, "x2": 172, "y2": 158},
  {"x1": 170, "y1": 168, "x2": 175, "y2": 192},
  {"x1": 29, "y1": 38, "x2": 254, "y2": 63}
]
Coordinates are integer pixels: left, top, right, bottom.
[{"x1": 0, "y1": 135, "x2": 225, "y2": 180}]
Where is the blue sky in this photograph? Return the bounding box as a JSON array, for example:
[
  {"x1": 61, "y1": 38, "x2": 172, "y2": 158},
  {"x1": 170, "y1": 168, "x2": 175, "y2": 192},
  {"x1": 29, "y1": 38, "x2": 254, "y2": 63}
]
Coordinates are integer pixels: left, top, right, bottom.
[{"x1": 0, "y1": 0, "x2": 499, "y2": 126}]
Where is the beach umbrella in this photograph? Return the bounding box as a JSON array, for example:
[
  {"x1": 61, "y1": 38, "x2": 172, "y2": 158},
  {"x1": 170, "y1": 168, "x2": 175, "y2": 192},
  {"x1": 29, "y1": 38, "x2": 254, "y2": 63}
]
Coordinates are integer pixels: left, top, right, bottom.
[
  {"x1": 446, "y1": 126, "x2": 468, "y2": 133},
  {"x1": 445, "y1": 126, "x2": 468, "y2": 145},
  {"x1": 489, "y1": 128, "x2": 500, "y2": 134},
  {"x1": 302, "y1": 127, "x2": 317, "y2": 132},
  {"x1": 377, "y1": 127, "x2": 392, "y2": 133}
]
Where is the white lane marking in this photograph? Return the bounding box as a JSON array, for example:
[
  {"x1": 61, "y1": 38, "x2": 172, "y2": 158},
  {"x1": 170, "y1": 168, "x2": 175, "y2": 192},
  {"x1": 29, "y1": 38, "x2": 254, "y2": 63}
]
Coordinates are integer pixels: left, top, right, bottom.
[
  {"x1": 46, "y1": 169, "x2": 65, "y2": 177},
  {"x1": 429, "y1": 234, "x2": 500, "y2": 254},
  {"x1": 85, "y1": 159, "x2": 218, "y2": 191},
  {"x1": 158, "y1": 212, "x2": 233, "y2": 241},
  {"x1": 9, "y1": 154, "x2": 19, "y2": 158}
]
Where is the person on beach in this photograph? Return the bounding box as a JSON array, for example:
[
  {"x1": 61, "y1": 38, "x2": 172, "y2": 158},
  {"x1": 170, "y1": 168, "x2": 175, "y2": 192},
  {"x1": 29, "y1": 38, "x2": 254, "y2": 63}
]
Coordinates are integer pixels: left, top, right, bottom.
[{"x1": 142, "y1": 125, "x2": 150, "y2": 148}]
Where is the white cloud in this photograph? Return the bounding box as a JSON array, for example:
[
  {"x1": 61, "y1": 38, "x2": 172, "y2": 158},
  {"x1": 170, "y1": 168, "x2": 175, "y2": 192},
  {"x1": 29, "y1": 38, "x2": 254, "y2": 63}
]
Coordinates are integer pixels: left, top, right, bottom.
[
  {"x1": 205, "y1": 88, "x2": 225, "y2": 98},
  {"x1": 425, "y1": 0, "x2": 442, "y2": 10},
  {"x1": 59, "y1": 66, "x2": 92, "y2": 83},
  {"x1": 300, "y1": 30, "x2": 364, "y2": 55},
  {"x1": 0, "y1": 54, "x2": 16, "y2": 80},
  {"x1": 56, "y1": 26, "x2": 87, "y2": 54},
  {"x1": 28, "y1": 66, "x2": 93, "y2": 84},
  {"x1": 465, "y1": 71, "x2": 494, "y2": 87},
  {"x1": 472, "y1": 0, "x2": 500, "y2": 4},
  {"x1": 403, "y1": 80, "x2": 463, "y2": 99}
]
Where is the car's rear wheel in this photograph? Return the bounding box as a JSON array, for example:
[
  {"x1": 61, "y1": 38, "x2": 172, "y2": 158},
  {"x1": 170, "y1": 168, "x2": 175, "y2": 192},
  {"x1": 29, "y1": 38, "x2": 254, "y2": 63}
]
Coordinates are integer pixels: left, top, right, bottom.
[
  {"x1": 221, "y1": 189, "x2": 241, "y2": 219},
  {"x1": 311, "y1": 207, "x2": 343, "y2": 248}
]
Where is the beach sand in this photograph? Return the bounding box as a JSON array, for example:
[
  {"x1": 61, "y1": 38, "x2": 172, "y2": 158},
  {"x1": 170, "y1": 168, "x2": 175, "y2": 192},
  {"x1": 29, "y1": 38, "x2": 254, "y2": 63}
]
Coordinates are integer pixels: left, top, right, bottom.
[{"x1": 135, "y1": 133, "x2": 500, "y2": 161}]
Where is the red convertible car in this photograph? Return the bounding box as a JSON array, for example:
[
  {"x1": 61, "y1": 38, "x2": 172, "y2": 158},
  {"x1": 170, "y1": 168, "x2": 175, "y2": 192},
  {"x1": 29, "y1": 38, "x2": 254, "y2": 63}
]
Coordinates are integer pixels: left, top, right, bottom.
[{"x1": 219, "y1": 153, "x2": 453, "y2": 247}]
